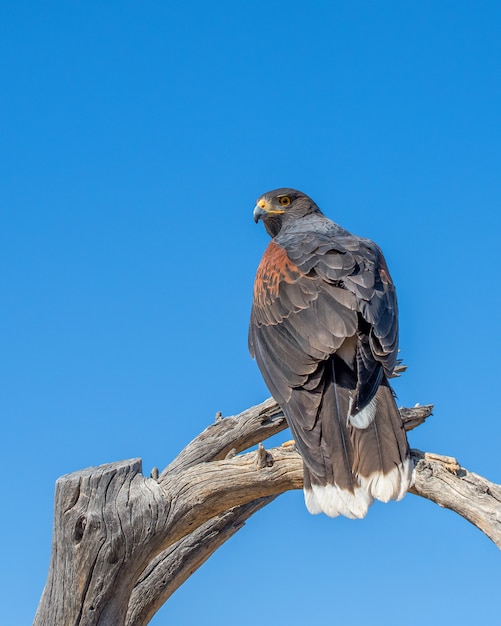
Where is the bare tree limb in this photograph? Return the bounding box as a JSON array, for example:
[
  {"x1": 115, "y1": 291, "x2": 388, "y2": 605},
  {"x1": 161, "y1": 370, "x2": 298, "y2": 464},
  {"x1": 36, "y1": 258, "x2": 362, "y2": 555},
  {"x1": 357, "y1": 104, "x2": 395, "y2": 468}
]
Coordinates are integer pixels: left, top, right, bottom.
[
  {"x1": 124, "y1": 400, "x2": 435, "y2": 624},
  {"x1": 125, "y1": 497, "x2": 276, "y2": 626},
  {"x1": 34, "y1": 398, "x2": 500, "y2": 626},
  {"x1": 160, "y1": 398, "x2": 286, "y2": 476},
  {"x1": 411, "y1": 450, "x2": 501, "y2": 547}
]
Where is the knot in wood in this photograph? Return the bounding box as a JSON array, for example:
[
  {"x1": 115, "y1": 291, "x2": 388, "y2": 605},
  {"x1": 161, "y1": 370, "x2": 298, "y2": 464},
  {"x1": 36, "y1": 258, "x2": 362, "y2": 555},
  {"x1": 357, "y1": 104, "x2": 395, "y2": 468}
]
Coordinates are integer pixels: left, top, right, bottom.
[
  {"x1": 73, "y1": 514, "x2": 87, "y2": 543},
  {"x1": 417, "y1": 460, "x2": 434, "y2": 479}
]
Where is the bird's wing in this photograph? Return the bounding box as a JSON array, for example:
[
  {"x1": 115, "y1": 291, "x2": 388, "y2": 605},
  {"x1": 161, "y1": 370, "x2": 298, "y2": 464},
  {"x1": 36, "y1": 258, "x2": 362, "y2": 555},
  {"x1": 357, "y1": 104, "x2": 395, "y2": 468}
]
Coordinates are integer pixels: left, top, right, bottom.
[
  {"x1": 249, "y1": 227, "x2": 398, "y2": 409},
  {"x1": 249, "y1": 221, "x2": 408, "y2": 518},
  {"x1": 249, "y1": 236, "x2": 357, "y2": 396}
]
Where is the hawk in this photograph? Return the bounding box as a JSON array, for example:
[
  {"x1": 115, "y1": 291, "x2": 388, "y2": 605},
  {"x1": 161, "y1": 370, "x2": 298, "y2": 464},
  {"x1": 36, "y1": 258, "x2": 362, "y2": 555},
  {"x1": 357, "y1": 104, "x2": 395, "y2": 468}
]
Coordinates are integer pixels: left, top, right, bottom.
[{"x1": 249, "y1": 188, "x2": 412, "y2": 518}]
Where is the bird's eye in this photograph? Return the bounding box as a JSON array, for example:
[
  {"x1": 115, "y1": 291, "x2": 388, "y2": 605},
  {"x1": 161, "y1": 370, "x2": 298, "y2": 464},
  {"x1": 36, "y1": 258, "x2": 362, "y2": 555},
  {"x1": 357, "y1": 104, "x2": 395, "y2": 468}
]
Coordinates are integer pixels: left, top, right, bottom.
[{"x1": 278, "y1": 196, "x2": 291, "y2": 207}]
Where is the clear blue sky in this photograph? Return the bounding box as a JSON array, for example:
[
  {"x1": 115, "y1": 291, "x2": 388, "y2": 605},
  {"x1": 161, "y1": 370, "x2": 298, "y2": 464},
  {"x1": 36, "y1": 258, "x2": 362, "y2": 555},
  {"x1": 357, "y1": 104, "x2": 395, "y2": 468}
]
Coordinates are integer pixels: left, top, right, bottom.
[{"x1": 2, "y1": 2, "x2": 500, "y2": 624}]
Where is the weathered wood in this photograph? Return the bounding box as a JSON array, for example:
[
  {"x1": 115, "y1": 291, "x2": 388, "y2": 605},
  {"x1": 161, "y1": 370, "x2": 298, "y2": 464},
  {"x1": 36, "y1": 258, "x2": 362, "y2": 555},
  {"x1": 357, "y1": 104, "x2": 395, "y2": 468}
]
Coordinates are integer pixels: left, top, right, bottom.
[
  {"x1": 34, "y1": 399, "x2": 500, "y2": 626},
  {"x1": 411, "y1": 450, "x2": 501, "y2": 547},
  {"x1": 157, "y1": 445, "x2": 304, "y2": 548},
  {"x1": 34, "y1": 448, "x2": 303, "y2": 625},
  {"x1": 160, "y1": 398, "x2": 287, "y2": 477},
  {"x1": 34, "y1": 459, "x2": 170, "y2": 626},
  {"x1": 125, "y1": 497, "x2": 276, "y2": 626}
]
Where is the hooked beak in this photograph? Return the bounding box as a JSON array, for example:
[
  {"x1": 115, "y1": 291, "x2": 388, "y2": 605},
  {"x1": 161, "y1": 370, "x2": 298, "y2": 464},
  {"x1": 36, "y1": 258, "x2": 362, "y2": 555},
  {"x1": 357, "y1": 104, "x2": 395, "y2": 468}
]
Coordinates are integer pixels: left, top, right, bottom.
[
  {"x1": 253, "y1": 199, "x2": 285, "y2": 223},
  {"x1": 253, "y1": 204, "x2": 268, "y2": 223}
]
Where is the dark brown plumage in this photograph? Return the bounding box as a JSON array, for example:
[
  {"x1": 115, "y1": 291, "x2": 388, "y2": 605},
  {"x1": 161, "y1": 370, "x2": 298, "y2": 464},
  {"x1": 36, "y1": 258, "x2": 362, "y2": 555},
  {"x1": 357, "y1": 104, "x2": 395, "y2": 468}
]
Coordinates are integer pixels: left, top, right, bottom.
[{"x1": 249, "y1": 188, "x2": 412, "y2": 518}]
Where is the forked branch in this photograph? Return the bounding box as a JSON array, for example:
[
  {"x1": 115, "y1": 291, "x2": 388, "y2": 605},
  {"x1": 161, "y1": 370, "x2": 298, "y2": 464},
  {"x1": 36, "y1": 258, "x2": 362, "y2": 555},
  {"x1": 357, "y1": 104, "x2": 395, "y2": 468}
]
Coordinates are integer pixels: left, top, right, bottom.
[{"x1": 34, "y1": 399, "x2": 501, "y2": 626}]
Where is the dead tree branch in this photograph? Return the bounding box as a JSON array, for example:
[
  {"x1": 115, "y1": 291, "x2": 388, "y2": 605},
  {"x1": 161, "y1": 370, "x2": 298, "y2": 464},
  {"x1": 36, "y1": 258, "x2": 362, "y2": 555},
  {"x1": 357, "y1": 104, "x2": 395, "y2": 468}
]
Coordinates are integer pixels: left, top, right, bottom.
[{"x1": 34, "y1": 399, "x2": 500, "y2": 626}]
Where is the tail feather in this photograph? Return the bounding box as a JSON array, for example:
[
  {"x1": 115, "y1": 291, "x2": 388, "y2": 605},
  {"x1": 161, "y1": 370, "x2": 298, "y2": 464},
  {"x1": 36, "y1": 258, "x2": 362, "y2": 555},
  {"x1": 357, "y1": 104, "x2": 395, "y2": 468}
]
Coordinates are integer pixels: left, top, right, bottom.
[
  {"x1": 302, "y1": 368, "x2": 412, "y2": 519},
  {"x1": 304, "y1": 467, "x2": 374, "y2": 519},
  {"x1": 351, "y1": 381, "x2": 412, "y2": 502}
]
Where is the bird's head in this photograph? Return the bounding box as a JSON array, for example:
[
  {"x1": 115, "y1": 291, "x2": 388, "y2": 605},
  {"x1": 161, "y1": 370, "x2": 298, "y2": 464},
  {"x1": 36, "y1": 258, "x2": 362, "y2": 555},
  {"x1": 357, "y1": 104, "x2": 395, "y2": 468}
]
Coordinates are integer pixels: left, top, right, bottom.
[{"x1": 253, "y1": 188, "x2": 320, "y2": 237}]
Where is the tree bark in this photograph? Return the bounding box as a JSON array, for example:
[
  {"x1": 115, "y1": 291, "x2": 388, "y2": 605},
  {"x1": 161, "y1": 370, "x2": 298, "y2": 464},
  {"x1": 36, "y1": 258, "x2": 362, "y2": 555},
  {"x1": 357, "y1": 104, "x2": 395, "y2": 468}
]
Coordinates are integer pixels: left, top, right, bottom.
[{"x1": 34, "y1": 399, "x2": 501, "y2": 626}]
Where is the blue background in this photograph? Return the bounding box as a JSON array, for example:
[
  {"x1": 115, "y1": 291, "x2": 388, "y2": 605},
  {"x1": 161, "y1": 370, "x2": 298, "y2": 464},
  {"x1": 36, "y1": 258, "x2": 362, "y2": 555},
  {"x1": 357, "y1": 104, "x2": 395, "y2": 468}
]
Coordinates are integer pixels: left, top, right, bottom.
[{"x1": 1, "y1": 2, "x2": 500, "y2": 624}]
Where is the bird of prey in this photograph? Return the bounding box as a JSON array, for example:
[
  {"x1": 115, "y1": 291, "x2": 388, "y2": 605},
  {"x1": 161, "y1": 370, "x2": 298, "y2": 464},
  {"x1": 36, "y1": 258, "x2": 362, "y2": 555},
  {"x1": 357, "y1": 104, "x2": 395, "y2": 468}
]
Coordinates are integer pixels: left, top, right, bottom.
[{"x1": 249, "y1": 188, "x2": 412, "y2": 519}]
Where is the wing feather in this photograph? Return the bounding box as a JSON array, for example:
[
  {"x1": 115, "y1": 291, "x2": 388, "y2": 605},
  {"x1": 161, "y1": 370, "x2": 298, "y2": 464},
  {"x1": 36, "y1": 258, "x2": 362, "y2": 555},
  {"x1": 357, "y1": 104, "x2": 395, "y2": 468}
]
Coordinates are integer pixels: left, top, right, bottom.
[{"x1": 249, "y1": 205, "x2": 409, "y2": 518}]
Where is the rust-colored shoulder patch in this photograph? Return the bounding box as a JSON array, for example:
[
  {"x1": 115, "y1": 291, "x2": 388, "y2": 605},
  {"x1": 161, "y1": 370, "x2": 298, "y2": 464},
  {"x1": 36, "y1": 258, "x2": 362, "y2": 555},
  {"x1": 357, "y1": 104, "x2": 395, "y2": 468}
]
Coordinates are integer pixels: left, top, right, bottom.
[{"x1": 254, "y1": 241, "x2": 302, "y2": 307}]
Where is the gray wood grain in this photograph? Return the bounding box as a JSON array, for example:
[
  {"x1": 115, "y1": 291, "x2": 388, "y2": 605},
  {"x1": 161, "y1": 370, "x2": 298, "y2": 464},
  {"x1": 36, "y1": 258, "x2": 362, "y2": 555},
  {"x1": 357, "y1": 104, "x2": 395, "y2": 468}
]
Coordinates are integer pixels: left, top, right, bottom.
[{"x1": 33, "y1": 400, "x2": 500, "y2": 626}]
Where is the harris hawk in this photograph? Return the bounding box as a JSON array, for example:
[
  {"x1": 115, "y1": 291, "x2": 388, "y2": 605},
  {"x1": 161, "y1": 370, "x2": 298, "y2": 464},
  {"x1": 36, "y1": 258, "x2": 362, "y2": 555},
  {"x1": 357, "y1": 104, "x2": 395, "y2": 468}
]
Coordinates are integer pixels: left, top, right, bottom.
[{"x1": 249, "y1": 188, "x2": 412, "y2": 519}]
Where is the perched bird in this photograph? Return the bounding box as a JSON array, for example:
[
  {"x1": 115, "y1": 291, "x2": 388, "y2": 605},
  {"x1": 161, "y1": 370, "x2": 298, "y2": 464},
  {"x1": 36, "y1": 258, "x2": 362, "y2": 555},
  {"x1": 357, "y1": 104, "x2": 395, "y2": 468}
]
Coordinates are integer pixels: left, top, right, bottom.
[{"x1": 249, "y1": 188, "x2": 412, "y2": 519}]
